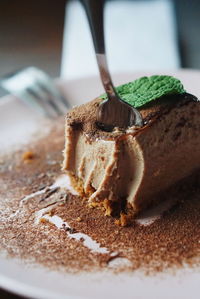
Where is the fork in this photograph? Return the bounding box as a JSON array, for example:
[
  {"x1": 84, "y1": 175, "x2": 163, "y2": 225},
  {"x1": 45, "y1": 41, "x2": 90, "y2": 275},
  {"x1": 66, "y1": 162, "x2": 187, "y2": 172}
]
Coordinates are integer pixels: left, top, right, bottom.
[
  {"x1": 0, "y1": 67, "x2": 70, "y2": 118},
  {"x1": 81, "y1": 0, "x2": 143, "y2": 131}
]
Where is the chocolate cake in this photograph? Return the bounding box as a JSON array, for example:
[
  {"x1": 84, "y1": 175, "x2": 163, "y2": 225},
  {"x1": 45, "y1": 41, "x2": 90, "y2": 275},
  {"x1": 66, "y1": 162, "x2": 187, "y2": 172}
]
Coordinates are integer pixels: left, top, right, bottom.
[{"x1": 63, "y1": 75, "x2": 200, "y2": 215}]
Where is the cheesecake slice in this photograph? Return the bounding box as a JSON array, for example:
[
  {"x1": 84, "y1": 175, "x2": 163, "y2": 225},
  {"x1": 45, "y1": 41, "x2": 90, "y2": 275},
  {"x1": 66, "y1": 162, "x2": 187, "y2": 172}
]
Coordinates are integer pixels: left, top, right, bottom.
[{"x1": 63, "y1": 76, "x2": 200, "y2": 215}]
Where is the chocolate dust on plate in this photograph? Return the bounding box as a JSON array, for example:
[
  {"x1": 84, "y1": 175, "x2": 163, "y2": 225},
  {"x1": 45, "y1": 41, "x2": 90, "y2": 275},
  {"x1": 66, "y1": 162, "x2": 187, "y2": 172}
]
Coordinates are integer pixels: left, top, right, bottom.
[{"x1": 0, "y1": 118, "x2": 199, "y2": 274}]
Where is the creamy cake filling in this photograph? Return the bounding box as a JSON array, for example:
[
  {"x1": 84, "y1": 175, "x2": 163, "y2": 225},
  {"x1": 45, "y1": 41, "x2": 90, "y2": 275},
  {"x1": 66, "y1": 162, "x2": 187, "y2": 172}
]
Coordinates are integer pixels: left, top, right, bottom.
[{"x1": 64, "y1": 126, "x2": 144, "y2": 206}]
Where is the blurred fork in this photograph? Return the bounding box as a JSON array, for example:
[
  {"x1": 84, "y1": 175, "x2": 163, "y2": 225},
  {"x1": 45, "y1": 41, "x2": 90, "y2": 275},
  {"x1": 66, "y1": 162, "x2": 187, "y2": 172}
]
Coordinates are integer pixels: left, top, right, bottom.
[{"x1": 0, "y1": 67, "x2": 70, "y2": 118}]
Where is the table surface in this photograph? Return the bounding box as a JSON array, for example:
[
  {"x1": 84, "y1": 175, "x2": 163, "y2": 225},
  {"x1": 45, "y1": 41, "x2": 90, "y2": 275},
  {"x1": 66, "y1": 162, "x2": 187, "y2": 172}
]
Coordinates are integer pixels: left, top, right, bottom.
[{"x1": 0, "y1": 0, "x2": 200, "y2": 298}]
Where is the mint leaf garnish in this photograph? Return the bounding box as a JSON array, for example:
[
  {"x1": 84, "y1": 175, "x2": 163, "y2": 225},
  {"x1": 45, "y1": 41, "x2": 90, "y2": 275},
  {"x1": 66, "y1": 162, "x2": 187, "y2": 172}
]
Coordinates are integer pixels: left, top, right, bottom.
[{"x1": 100, "y1": 75, "x2": 185, "y2": 108}]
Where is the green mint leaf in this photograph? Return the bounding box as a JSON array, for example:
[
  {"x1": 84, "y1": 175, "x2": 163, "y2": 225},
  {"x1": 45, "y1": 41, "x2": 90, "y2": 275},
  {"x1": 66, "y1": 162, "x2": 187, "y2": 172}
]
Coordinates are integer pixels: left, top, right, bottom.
[{"x1": 100, "y1": 75, "x2": 185, "y2": 108}]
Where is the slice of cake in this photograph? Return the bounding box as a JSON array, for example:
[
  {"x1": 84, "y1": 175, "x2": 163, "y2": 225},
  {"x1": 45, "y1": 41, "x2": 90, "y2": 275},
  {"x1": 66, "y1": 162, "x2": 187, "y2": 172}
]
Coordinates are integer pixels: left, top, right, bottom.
[{"x1": 63, "y1": 75, "x2": 200, "y2": 216}]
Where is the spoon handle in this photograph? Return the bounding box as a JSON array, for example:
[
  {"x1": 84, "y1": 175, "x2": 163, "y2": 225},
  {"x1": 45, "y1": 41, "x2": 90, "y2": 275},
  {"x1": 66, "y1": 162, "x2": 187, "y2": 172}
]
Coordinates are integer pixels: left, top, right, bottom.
[
  {"x1": 81, "y1": 0, "x2": 117, "y2": 100},
  {"x1": 81, "y1": 0, "x2": 105, "y2": 54}
]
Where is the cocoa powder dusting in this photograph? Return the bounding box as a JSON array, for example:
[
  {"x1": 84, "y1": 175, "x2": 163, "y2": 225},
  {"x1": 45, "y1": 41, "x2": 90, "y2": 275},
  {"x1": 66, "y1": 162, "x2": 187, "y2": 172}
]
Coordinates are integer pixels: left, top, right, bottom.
[
  {"x1": 0, "y1": 118, "x2": 199, "y2": 275},
  {"x1": 66, "y1": 93, "x2": 196, "y2": 140}
]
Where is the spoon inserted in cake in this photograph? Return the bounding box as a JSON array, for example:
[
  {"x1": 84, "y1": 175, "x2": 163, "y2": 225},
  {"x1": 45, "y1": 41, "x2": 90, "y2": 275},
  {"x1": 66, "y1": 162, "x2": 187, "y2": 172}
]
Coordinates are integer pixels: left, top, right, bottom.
[{"x1": 81, "y1": 0, "x2": 143, "y2": 131}]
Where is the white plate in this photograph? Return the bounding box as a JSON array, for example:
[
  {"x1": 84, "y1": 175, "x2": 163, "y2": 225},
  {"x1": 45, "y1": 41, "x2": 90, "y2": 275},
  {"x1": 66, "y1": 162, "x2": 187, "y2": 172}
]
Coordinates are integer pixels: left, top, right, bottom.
[{"x1": 0, "y1": 70, "x2": 200, "y2": 299}]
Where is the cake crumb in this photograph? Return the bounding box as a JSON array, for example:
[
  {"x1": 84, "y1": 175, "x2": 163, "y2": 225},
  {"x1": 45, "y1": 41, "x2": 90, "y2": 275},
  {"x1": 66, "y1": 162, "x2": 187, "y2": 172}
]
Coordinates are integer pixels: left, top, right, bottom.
[
  {"x1": 76, "y1": 217, "x2": 82, "y2": 222},
  {"x1": 48, "y1": 209, "x2": 55, "y2": 216},
  {"x1": 115, "y1": 213, "x2": 130, "y2": 227},
  {"x1": 88, "y1": 201, "x2": 101, "y2": 209},
  {"x1": 22, "y1": 150, "x2": 35, "y2": 162},
  {"x1": 40, "y1": 218, "x2": 48, "y2": 224},
  {"x1": 103, "y1": 199, "x2": 112, "y2": 216},
  {"x1": 69, "y1": 172, "x2": 84, "y2": 195}
]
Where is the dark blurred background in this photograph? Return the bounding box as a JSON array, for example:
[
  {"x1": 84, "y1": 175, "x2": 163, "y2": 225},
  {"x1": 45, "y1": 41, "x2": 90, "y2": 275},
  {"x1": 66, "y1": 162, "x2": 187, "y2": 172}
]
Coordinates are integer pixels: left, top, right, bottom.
[
  {"x1": 0, "y1": 0, "x2": 200, "y2": 298},
  {"x1": 0, "y1": 0, "x2": 200, "y2": 79},
  {"x1": 0, "y1": 0, "x2": 66, "y2": 78}
]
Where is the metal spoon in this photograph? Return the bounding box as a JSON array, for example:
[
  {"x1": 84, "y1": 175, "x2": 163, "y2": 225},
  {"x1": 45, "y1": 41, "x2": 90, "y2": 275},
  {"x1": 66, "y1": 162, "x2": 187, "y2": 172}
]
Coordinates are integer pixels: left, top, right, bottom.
[{"x1": 81, "y1": 0, "x2": 143, "y2": 131}]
